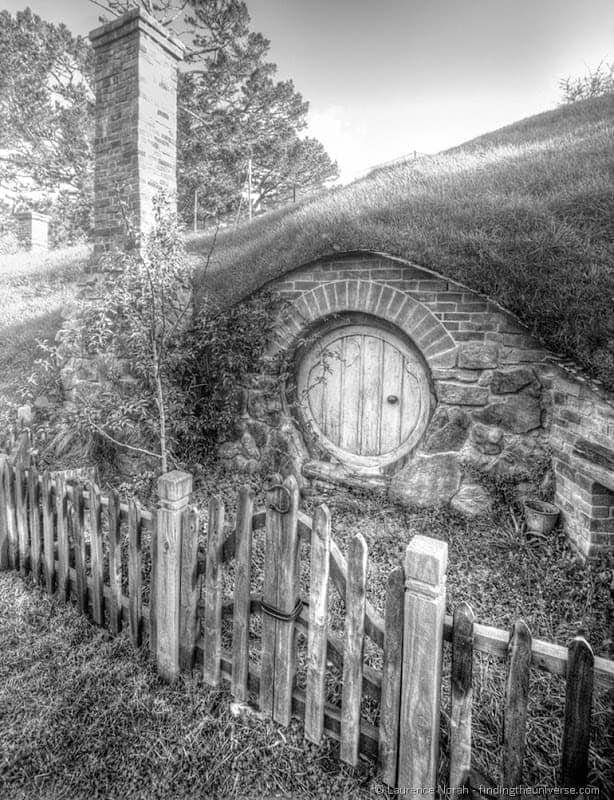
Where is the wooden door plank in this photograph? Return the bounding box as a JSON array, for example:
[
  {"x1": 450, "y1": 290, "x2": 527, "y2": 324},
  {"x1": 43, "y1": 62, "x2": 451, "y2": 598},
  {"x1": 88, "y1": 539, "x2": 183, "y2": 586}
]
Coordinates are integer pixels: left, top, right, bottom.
[
  {"x1": 360, "y1": 335, "x2": 382, "y2": 455},
  {"x1": 378, "y1": 565, "x2": 404, "y2": 786},
  {"x1": 41, "y1": 471, "x2": 54, "y2": 594},
  {"x1": 561, "y1": 635, "x2": 594, "y2": 787},
  {"x1": 128, "y1": 499, "x2": 143, "y2": 647},
  {"x1": 449, "y1": 602, "x2": 475, "y2": 791},
  {"x1": 339, "y1": 336, "x2": 361, "y2": 453},
  {"x1": 89, "y1": 483, "x2": 104, "y2": 626},
  {"x1": 380, "y1": 342, "x2": 403, "y2": 453},
  {"x1": 27, "y1": 465, "x2": 41, "y2": 585},
  {"x1": 340, "y1": 533, "x2": 368, "y2": 766},
  {"x1": 272, "y1": 474, "x2": 301, "y2": 726},
  {"x1": 203, "y1": 496, "x2": 225, "y2": 686},
  {"x1": 231, "y1": 486, "x2": 254, "y2": 701},
  {"x1": 502, "y1": 619, "x2": 532, "y2": 786},
  {"x1": 322, "y1": 340, "x2": 343, "y2": 446},
  {"x1": 400, "y1": 362, "x2": 423, "y2": 442},
  {"x1": 260, "y1": 474, "x2": 283, "y2": 717},
  {"x1": 305, "y1": 503, "x2": 331, "y2": 744},
  {"x1": 398, "y1": 535, "x2": 448, "y2": 791},
  {"x1": 107, "y1": 489, "x2": 123, "y2": 634}
]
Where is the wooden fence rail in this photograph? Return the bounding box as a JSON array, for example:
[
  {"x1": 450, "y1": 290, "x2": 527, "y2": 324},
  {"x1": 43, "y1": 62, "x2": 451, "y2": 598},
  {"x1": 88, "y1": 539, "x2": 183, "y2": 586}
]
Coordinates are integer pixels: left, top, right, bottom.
[{"x1": 0, "y1": 461, "x2": 613, "y2": 793}]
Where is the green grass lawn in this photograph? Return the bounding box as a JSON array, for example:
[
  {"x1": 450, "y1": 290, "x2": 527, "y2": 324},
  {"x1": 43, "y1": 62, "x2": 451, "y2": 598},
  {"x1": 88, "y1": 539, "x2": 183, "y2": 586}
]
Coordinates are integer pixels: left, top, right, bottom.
[{"x1": 189, "y1": 94, "x2": 614, "y2": 389}]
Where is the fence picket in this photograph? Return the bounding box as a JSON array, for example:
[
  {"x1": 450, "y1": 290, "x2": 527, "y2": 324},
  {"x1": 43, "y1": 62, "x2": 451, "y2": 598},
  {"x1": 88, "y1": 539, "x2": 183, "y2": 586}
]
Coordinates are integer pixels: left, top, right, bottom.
[
  {"x1": 128, "y1": 499, "x2": 143, "y2": 647},
  {"x1": 107, "y1": 489, "x2": 123, "y2": 635},
  {"x1": 561, "y1": 635, "x2": 594, "y2": 787},
  {"x1": 272, "y1": 475, "x2": 300, "y2": 726},
  {"x1": 203, "y1": 496, "x2": 225, "y2": 686},
  {"x1": 15, "y1": 463, "x2": 28, "y2": 575},
  {"x1": 449, "y1": 602, "x2": 475, "y2": 791},
  {"x1": 398, "y1": 535, "x2": 448, "y2": 791},
  {"x1": 378, "y1": 565, "x2": 404, "y2": 786},
  {"x1": 71, "y1": 483, "x2": 87, "y2": 614},
  {"x1": 260, "y1": 474, "x2": 283, "y2": 718},
  {"x1": 0, "y1": 456, "x2": 10, "y2": 569},
  {"x1": 231, "y1": 486, "x2": 255, "y2": 702},
  {"x1": 41, "y1": 471, "x2": 54, "y2": 594},
  {"x1": 340, "y1": 533, "x2": 368, "y2": 767},
  {"x1": 179, "y1": 507, "x2": 200, "y2": 670},
  {"x1": 89, "y1": 483, "x2": 104, "y2": 626},
  {"x1": 27, "y1": 465, "x2": 41, "y2": 585},
  {"x1": 305, "y1": 503, "x2": 331, "y2": 745},
  {"x1": 55, "y1": 473, "x2": 70, "y2": 600},
  {"x1": 502, "y1": 619, "x2": 532, "y2": 786}
]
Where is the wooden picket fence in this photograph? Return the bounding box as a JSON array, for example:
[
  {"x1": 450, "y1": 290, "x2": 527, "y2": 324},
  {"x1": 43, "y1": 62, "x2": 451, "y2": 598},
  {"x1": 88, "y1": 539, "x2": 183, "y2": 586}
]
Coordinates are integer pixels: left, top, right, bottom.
[{"x1": 1, "y1": 457, "x2": 613, "y2": 793}]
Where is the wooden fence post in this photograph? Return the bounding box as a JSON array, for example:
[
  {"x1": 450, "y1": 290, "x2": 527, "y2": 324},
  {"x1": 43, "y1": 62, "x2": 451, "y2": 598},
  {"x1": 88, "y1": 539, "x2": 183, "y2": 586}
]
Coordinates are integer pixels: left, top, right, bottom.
[
  {"x1": 449, "y1": 601, "x2": 475, "y2": 791},
  {"x1": 155, "y1": 470, "x2": 192, "y2": 682},
  {"x1": 561, "y1": 634, "x2": 594, "y2": 788},
  {"x1": 398, "y1": 535, "x2": 447, "y2": 791}
]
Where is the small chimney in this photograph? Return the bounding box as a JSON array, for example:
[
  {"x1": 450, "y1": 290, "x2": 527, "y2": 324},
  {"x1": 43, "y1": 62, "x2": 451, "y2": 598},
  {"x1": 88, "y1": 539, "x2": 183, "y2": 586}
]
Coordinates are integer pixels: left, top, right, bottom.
[{"x1": 89, "y1": 8, "x2": 184, "y2": 257}]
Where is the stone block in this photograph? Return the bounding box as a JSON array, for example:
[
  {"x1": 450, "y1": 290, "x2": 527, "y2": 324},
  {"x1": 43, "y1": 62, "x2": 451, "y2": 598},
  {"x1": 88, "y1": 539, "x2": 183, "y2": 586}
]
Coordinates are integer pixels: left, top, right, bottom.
[
  {"x1": 437, "y1": 382, "x2": 490, "y2": 406},
  {"x1": 457, "y1": 342, "x2": 499, "y2": 369},
  {"x1": 471, "y1": 423, "x2": 504, "y2": 455},
  {"x1": 389, "y1": 453, "x2": 461, "y2": 508},
  {"x1": 472, "y1": 395, "x2": 542, "y2": 433},
  {"x1": 490, "y1": 367, "x2": 538, "y2": 395}
]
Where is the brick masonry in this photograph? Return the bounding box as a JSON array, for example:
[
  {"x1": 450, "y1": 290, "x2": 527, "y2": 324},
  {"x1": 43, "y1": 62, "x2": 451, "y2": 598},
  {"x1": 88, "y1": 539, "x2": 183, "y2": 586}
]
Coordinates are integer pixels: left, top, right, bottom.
[
  {"x1": 219, "y1": 251, "x2": 614, "y2": 557},
  {"x1": 89, "y1": 8, "x2": 183, "y2": 257}
]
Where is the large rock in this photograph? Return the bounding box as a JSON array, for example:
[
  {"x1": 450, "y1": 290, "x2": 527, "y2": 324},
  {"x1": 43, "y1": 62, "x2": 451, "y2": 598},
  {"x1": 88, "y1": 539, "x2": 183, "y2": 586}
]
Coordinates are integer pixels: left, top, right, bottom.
[
  {"x1": 389, "y1": 454, "x2": 461, "y2": 508},
  {"x1": 423, "y1": 407, "x2": 470, "y2": 453},
  {"x1": 437, "y1": 382, "x2": 490, "y2": 406},
  {"x1": 451, "y1": 483, "x2": 494, "y2": 517},
  {"x1": 490, "y1": 367, "x2": 540, "y2": 396},
  {"x1": 472, "y1": 395, "x2": 542, "y2": 433}
]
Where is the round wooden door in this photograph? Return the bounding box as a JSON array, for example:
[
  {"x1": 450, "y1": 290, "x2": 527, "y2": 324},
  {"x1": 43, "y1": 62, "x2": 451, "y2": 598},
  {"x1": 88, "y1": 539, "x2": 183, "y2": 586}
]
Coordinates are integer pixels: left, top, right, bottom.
[{"x1": 296, "y1": 323, "x2": 430, "y2": 469}]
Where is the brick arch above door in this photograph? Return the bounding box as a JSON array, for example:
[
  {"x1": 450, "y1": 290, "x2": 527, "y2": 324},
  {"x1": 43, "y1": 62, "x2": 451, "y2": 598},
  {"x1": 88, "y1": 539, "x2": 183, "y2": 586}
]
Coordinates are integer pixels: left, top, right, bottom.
[{"x1": 269, "y1": 279, "x2": 458, "y2": 370}]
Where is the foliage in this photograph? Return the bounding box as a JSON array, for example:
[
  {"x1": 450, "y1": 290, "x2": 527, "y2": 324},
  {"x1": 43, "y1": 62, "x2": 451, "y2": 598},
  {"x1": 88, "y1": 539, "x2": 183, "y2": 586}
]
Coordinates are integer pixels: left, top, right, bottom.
[
  {"x1": 48, "y1": 196, "x2": 193, "y2": 474},
  {"x1": 0, "y1": 8, "x2": 94, "y2": 240},
  {"x1": 174, "y1": 290, "x2": 282, "y2": 461},
  {"x1": 560, "y1": 60, "x2": 614, "y2": 103}
]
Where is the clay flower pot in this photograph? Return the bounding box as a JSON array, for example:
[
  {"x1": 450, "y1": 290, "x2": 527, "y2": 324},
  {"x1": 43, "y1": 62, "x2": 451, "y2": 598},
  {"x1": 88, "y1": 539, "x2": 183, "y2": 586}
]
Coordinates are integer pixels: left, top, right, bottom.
[{"x1": 523, "y1": 499, "x2": 560, "y2": 534}]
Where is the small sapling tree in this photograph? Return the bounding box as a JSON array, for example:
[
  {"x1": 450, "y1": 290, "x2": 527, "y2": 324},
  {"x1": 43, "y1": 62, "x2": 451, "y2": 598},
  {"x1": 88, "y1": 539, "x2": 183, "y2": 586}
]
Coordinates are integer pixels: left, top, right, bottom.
[{"x1": 54, "y1": 194, "x2": 193, "y2": 475}]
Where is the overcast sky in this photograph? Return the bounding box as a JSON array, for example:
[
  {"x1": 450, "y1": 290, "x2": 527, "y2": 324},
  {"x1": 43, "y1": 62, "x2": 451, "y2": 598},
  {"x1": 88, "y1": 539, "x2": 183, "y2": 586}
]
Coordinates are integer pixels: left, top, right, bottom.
[{"x1": 4, "y1": 0, "x2": 613, "y2": 180}]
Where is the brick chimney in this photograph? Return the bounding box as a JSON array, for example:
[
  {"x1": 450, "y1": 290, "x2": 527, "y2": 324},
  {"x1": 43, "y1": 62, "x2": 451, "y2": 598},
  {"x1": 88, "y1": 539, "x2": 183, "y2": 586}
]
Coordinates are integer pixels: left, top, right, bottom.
[{"x1": 89, "y1": 8, "x2": 184, "y2": 257}]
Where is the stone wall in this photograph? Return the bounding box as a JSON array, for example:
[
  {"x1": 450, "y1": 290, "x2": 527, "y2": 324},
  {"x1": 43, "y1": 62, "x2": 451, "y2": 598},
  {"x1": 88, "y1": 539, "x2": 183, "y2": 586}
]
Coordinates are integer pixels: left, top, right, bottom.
[
  {"x1": 219, "y1": 251, "x2": 553, "y2": 515},
  {"x1": 90, "y1": 9, "x2": 183, "y2": 258}
]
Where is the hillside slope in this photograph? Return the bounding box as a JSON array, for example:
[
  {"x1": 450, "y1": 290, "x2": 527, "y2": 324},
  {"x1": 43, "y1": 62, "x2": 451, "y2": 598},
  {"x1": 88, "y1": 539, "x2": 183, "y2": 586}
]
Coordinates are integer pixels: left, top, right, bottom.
[{"x1": 189, "y1": 94, "x2": 614, "y2": 388}]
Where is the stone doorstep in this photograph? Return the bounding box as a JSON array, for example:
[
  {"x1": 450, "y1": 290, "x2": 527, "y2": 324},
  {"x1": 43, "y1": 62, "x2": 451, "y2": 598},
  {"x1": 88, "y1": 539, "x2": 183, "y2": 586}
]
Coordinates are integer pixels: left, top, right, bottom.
[{"x1": 302, "y1": 460, "x2": 389, "y2": 492}]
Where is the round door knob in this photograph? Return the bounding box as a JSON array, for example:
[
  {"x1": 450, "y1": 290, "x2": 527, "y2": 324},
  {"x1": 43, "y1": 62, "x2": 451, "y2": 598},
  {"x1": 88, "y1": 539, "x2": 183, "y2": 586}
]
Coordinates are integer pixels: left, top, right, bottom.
[{"x1": 387, "y1": 395, "x2": 399, "y2": 404}]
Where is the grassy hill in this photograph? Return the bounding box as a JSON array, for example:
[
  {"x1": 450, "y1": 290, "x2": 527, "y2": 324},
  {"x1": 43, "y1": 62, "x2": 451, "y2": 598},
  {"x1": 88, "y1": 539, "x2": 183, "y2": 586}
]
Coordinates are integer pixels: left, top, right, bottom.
[
  {"x1": 189, "y1": 94, "x2": 614, "y2": 389},
  {"x1": 0, "y1": 245, "x2": 90, "y2": 423}
]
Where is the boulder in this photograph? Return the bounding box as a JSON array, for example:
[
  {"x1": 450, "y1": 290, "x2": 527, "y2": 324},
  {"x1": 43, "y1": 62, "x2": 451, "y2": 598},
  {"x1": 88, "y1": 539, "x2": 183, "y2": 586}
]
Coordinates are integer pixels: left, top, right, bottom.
[
  {"x1": 389, "y1": 453, "x2": 461, "y2": 508},
  {"x1": 451, "y1": 483, "x2": 493, "y2": 517},
  {"x1": 472, "y1": 396, "x2": 542, "y2": 433},
  {"x1": 240, "y1": 431, "x2": 261, "y2": 460}
]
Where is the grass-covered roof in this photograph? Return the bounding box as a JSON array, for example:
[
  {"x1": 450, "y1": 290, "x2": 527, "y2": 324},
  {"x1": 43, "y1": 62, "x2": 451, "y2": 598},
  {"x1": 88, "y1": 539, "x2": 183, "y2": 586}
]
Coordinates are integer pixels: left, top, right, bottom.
[{"x1": 188, "y1": 95, "x2": 614, "y2": 388}]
